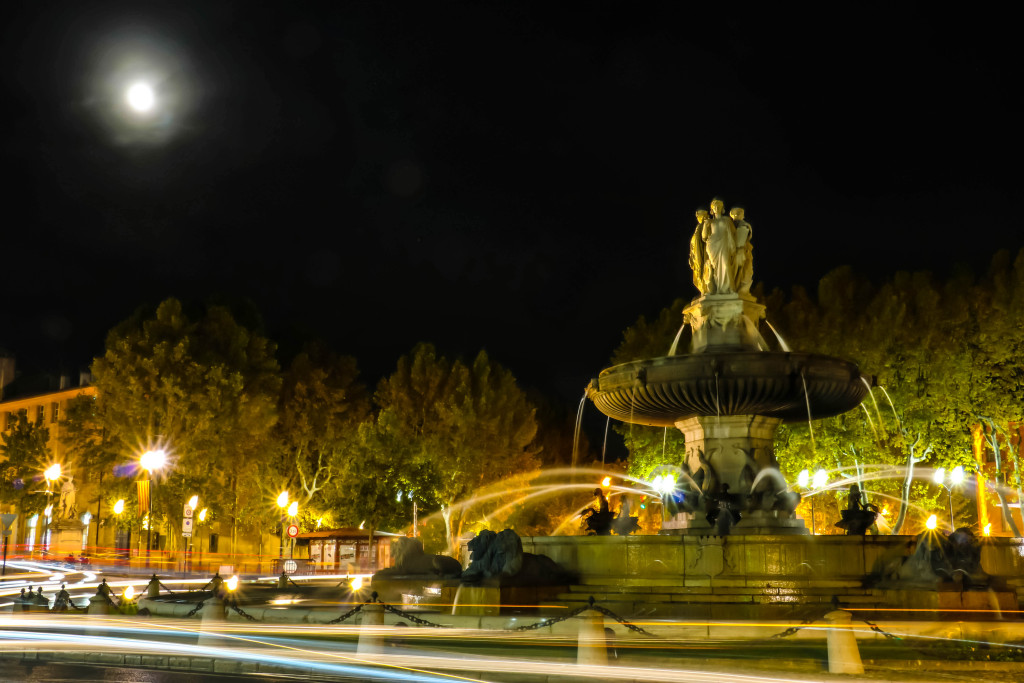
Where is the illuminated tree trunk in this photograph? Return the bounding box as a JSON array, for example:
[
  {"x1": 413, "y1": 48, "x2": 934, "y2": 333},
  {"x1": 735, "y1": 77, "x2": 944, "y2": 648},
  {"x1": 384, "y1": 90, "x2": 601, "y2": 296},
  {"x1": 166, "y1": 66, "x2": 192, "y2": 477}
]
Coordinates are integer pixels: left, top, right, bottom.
[
  {"x1": 985, "y1": 419, "x2": 1022, "y2": 537},
  {"x1": 891, "y1": 434, "x2": 930, "y2": 535}
]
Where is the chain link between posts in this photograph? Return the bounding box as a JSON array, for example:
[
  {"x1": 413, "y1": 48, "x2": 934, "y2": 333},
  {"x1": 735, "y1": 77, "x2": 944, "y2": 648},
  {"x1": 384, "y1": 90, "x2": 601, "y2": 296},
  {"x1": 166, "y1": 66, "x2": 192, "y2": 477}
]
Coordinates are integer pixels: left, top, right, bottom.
[
  {"x1": 183, "y1": 599, "x2": 206, "y2": 618},
  {"x1": 326, "y1": 602, "x2": 365, "y2": 625},
  {"x1": 505, "y1": 596, "x2": 659, "y2": 637},
  {"x1": 228, "y1": 602, "x2": 260, "y2": 622}
]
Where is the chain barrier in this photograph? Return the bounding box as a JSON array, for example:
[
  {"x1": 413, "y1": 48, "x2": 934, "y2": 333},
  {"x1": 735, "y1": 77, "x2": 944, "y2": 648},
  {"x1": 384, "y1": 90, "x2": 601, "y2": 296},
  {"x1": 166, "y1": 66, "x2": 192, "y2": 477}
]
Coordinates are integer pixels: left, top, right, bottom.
[
  {"x1": 184, "y1": 600, "x2": 207, "y2": 618},
  {"x1": 157, "y1": 580, "x2": 177, "y2": 593},
  {"x1": 228, "y1": 602, "x2": 260, "y2": 622},
  {"x1": 590, "y1": 603, "x2": 660, "y2": 638},
  {"x1": 376, "y1": 598, "x2": 447, "y2": 628},
  {"x1": 767, "y1": 612, "x2": 826, "y2": 640},
  {"x1": 858, "y1": 617, "x2": 902, "y2": 641},
  {"x1": 505, "y1": 604, "x2": 591, "y2": 632},
  {"x1": 326, "y1": 603, "x2": 365, "y2": 625}
]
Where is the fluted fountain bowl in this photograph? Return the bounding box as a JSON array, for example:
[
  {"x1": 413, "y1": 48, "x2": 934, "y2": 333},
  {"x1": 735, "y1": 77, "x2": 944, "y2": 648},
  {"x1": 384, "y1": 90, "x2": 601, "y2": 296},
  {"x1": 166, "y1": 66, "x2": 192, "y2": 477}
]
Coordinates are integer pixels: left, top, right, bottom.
[{"x1": 587, "y1": 352, "x2": 868, "y2": 427}]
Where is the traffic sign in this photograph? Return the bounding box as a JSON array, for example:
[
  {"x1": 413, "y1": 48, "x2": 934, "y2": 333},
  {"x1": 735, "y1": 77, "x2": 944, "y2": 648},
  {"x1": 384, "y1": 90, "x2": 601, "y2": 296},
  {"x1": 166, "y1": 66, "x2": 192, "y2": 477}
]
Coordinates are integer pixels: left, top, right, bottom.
[
  {"x1": 182, "y1": 517, "x2": 194, "y2": 533},
  {"x1": 286, "y1": 524, "x2": 299, "y2": 538},
  {"x1": 182, "y1": 532, "x2": 192, "y2": 538},
  {"x1": 1, "y1": 513, "x2": 16, "y2": 532},
  {"x1": 183, "y1": 506, "x2": 194, "y2": 518}
]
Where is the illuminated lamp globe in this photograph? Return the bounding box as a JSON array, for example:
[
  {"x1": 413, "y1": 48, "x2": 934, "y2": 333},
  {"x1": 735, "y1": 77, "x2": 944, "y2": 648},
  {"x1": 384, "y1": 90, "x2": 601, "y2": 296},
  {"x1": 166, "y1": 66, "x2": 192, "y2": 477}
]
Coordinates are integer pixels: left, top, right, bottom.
[
  {"x1": 950, "y1": 466, "x2": 965, "y2": 486},
  {"x1": 226, "y1": 575, "x2": 239, "y2": 591},
  {"x1": 932, "y1": 468, "x2": 946, "y2": 485},
  {"x1": 287, "y1": 501, "x2": 298, "y2": 517},
  {"x1": 797, "y1": 469, "x2": 810, "y2": 489},
  {"x1": 812, "y1": 469, "x2": 828, "y2": 489},
  {"x1": 45, "y1": 464, "x2": 61, "y2": 482},
  {"x1": 113, "y1": 499, "x2": 125, "y2": 515},
  {"x1": 983, "y1": 523, "x2": 992, "y2": 537},
  {"x1": 276, "y1": 491, "x2": 289, "y2": 509},
  {"x1": 140, "y1": 449, "x2": 166, "y2": 473},
  {"x1": 126, "y1": 82, "x2": 155, "y2": 112},
  {"x1": 198, "y1": 507, "x2": 208, "y2": 522},
  {"x1": 926, "y1": 515, "x2": 938, "y2": 530},
  {"x1": 187, "y1": 495, "x2": 199, "y2": 511},
  {"x1": 123, "y1": 585, "x2": 135, "y2": 600},
  {"x1": 601, "y1": 476, "x2": 611, "y2": 488},
  {"x1": 350, "y1": 576, "x2": 363, "y2": 591}
]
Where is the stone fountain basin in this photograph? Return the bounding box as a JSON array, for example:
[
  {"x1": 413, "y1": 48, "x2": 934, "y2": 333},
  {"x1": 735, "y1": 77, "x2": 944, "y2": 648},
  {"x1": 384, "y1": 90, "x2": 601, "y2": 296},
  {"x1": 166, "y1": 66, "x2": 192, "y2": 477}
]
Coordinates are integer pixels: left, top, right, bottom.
[{"x1": 588, "y1": 352, "x2": 868, "y2": 426}]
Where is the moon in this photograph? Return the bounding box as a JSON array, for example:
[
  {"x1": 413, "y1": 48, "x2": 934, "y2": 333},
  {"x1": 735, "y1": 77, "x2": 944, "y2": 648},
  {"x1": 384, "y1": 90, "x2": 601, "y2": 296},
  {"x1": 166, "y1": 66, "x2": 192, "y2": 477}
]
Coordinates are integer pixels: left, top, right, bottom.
[{"x1": 126, "y1": 82, "x2": 155, "y2": 112}]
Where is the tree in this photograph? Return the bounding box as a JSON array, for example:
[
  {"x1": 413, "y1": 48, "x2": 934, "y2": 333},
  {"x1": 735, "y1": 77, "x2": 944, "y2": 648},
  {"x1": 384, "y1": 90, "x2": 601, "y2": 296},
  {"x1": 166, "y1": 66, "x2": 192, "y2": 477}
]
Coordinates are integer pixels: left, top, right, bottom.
[
  {"x1": 274, "y1": 343, "x2": 369, "y2": 507},
  {"x1": 366, "y1": 343, "x2": 539, "y2": 555},
  {"x1": 85, "y1": 298, "x2": 281, "y2": 554},
  {"x1": 61, "y1": 394, "x2": 121, "y2": 548},
  {"x1": 0, "y1": 411, "x2": 52, "y2": 534}
]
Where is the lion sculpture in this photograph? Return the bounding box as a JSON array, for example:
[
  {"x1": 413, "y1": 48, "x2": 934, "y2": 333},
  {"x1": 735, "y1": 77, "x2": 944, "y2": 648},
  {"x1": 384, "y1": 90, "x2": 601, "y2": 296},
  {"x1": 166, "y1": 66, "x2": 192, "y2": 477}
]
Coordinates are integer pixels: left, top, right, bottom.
[
  {"x1": 461, "y1": 529, "x2": 575, "y2": 585},
  {"x1": 373, "y1": 537, "x2": 462, "y2": 579}
]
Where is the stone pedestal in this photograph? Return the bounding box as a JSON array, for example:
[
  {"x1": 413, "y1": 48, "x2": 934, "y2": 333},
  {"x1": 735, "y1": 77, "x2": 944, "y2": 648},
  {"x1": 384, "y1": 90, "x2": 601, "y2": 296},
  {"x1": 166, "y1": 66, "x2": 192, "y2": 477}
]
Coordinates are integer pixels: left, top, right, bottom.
[
  {"x1": 684, "y1": 294, "x2": 767, "y2": 353},
  {"x1": 661, "y1": 414, "x2": 806, "y2": 535},
  {"x1": 49, "y1": 519, "x2": 85, "y2": 554}
]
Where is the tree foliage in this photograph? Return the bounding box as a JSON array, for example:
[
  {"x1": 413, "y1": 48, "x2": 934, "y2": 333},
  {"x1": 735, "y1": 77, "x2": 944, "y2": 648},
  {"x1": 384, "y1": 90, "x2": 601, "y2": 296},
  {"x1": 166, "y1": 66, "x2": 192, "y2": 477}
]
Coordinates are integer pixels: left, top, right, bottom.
[
  {"x1": 86, "y1": 298, "x2": 281, "y2": 551},
  {"x1": 353, "y1": 343, "x2": 539, "y2": 554},
  {"x1": 0, "y1": 410, "x2": 51, "y2": 518}
]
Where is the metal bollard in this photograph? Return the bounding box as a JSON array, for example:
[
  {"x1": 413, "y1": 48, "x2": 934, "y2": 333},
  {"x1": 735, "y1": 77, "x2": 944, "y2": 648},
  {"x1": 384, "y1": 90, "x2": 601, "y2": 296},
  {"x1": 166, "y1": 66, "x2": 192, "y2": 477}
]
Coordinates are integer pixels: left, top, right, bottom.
[
  {"x1": 576, "y1": 608, "x2": 608, "y2": 666},
  {"x1": 356, "y1": 602, "x2": 385, "y2": 655},
  {"x1": 278, "y1": 572, "x2": 288, "y2": 590},
  {"x1": 824, "y1": 610, "x2": 864, "y2": 674},
  {"x1": 146, "y1": 574, "x2": 161, "y2": 599}
]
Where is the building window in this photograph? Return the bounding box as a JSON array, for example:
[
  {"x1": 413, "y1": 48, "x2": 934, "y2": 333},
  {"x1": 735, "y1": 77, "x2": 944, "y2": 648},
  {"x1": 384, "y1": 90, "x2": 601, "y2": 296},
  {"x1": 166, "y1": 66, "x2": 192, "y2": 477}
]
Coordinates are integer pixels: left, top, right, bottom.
[
  {"x1": 209, "y1": 533, "x2": 219, "y2": 553},
  {"x1": 36, "y1": 405, "x2": 45, "y2": 423},
  {"x1": 51, "y1": 402, "x2": 60, "y2": 423}
]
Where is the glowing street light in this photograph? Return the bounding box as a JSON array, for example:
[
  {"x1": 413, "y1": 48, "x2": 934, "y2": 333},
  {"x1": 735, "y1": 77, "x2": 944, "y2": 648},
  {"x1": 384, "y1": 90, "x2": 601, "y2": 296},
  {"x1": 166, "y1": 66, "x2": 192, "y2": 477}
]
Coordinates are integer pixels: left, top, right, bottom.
[
  {"x1": 123, "y1": 585, "x2": 135, "y2": 601},
  {"x1": 187, "y1": 495, "x2": 199, "y2": 511},
  {"x1": 277, "y1": 491, "x2": 290, "y2": 560},
  {"x1": 226, "y1": 575, "x2": 239, "y2": 591},
  {"x1": 983, "y1": 523, "x2": 992, "y2": 537},
  {"x1": 113, "y1": 499, "x2": 125, "y2": 515},
  {"x1": 926, "y1": 514, "x2": 938, "y2": 531},
  {"x1": 601, "y1": 476, "x2": 611, "y2": 488},
  {"x1": 934, "y1": 465, "x2": 966, "y2": 529},
  {"x1": 44, "y1": 464, "x2": 62, "y2": 483},
  {"x1": 140, "y1": 449, "x2": 167, "y2": 566},
  {"x1": 198, "y1": 507, "x2": 207, "y2": 522},
  {"x1": 287, "y1": 501, "x2": 298, "y2": 517},
  {"x1": 813, "y1": 469, "x2": 828, "y2": 489},
  {"x1": 797, "y1": 469, "x2": 810, "y2": 489},
  {"x1": 140, "y1": 449, "x2": 166, "y2": 473}
]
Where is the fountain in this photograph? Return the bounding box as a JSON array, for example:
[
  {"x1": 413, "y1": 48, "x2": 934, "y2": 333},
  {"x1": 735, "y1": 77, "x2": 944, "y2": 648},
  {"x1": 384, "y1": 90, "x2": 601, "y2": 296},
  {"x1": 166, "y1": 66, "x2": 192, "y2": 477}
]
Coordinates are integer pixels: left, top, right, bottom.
[{"x1": 587, "y1": 199, "x2": 868, "y2": 535}]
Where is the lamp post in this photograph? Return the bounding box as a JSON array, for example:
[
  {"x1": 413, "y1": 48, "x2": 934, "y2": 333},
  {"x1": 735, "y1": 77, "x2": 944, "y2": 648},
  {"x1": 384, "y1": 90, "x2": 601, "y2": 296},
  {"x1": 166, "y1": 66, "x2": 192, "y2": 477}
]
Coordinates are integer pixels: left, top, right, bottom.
[
  {"x1": 287, "y1": 501, "x2": 298, "y2": 559},
  {"x1": 276, "y1": 491, "x2": 289, "y2": 560},
  {"x1": 140, "y1": 449, "x2": 166, "y2": 568},
  {"x1": 197, "y1": 507, "x2": 208, "y2": 572},
  {"x1": 185, "y1": 495, "x2": 198, "y2": 573},
  {"x1": 42, "y1": 464, "x2": 61, "y2": 554},
  {"x1": 933, "y1": 466, "x2": 964, "y2": 530},
  {"x1": 798, "y1": 469, "x2": 828, "y2": 535}
]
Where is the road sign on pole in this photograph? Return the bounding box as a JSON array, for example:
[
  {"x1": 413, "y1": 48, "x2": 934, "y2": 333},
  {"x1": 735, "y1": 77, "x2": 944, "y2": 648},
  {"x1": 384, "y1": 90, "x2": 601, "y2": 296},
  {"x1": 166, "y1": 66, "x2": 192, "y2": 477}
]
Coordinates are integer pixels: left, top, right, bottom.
[
  {"x1": 286, "y1": 524, "x2": 299, "y2": 538},
  {"x1": 182, "y1": 517, "x2": 194, "y2": 534}
]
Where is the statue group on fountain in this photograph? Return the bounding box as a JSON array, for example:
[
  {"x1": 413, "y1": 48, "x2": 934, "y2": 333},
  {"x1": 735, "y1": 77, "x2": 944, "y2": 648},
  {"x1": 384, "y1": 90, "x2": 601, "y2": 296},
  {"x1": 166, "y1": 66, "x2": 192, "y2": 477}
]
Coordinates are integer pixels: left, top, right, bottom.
[{"x1": 689, "y1": 199, "x2": 753, "y2": 296}]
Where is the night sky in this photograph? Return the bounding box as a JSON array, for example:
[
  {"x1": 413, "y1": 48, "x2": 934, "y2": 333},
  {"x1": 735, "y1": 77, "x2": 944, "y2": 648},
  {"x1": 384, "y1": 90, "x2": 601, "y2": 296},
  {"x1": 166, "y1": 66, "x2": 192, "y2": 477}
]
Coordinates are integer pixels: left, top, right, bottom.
[{"x1": 2, "y1": 3, "x2": 1020, "y2": 411}]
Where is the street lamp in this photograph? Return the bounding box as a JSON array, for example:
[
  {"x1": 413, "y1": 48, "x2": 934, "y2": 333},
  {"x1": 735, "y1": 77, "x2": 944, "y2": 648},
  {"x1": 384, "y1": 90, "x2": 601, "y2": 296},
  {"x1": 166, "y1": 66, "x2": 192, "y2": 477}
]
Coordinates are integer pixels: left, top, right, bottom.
[
  {"x1": 276, "y1": 491, "x2": 289, "y2": 560},
  {"x1": 286, "y1": 501, "x2": 299, "y2": 559},
  {"x1": 140, "y1": 449, "x2": 166, "y2": 567},
  {"x1": 185, "y1": 495, "x2": 199, "y2": 573},
  {"x1": 797, "y1": 469, "x2": 827, "y2": 534},
  {"x1": 197, "y1": 507, "x2": 208, "y2": 570},
  {"x1": 933, "y1": 466, "x2": 965, "y2": 530},
  {"x1": 42, "y1": 464, "x2": 61, "y2": 553}
]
